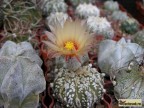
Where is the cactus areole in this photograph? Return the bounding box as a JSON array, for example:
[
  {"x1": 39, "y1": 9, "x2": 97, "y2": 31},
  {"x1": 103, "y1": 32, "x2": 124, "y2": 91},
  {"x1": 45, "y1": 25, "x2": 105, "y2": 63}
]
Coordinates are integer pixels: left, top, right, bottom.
[{"x1": 52, "y1": 64, "x2": 106, "y2": 108}]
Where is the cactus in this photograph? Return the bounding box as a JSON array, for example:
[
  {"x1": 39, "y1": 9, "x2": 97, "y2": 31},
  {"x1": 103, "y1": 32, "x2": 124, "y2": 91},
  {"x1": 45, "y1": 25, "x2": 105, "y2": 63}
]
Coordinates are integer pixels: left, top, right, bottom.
[
  {"x1": 45, "y1": 12, "x2": 68, "y2": 28},
  {"x1": 98, "y1": 38, "x2": 144, "y2": 76},
  {"x1": 111, "y1": 10, "x2": 129, "y2": 21},
  {"x1": 120, "y1": 18, "x2": 139, "y2": 34},
  {"x1": 132, "y1": 30, "x2": 144, "y2": 47},
  {"x1": 114, "y1": 61, "x2": 144, "y2": 102},
  {"x1": 86, "y1": 16, "x2": 114, "y2": 38},
  {"x1": 76, "y1": 3, "x2": 100, "y2": 19},
  {"x1": 53, "y1": 54, "x2": 89, "y2": 71},
  {"x1": 2, "y1": 0, "x2": 41, "y2": 40},
  {"x1": 41, "y1": 0, "x2": 67, "y2": 17},
  {"x1": 0, "y1": 41, "x2": 46, "y2": 108},
  {"x1": 43, "y1": 17, "x2": 104, "y2": 108},
  {"x1": 70, "y1": 0, "x2": 95, "y2": 7},
  {"x1": 104, "y1": 1, "x2": 119, "y2": 12},
  {"x1": 52, "y1": 63, "x2": 105, "y2": 108}
]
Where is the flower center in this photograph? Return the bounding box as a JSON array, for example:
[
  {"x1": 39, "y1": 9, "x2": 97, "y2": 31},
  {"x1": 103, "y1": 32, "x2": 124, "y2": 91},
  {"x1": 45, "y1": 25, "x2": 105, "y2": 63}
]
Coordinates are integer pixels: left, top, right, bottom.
[{"x1": 64, "y1": 41, "x2": 75, "y2": 50}]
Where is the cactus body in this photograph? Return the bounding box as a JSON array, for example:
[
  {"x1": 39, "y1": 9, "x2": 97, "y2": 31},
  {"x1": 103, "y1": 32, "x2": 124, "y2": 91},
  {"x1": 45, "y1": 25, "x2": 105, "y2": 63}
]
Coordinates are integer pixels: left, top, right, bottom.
[
  {"x1": 114, "y1": 62, "x2": 144, "y2": 102},
  {"x1": 0, "y1": 41, "x2": 46, "y2": 108},
  {"x1": 71, "y1": 0, "x2": 94, "y2": 6},
  {"x1": 41, "y1": 0, "x2": 67, "y2": 17},
  {"x1": 98, "y1": 38, "x2": 144, "y2": 76},
  {"x1": 52, "y1": 64, "x2": 105, "y2": 108},
  {"x1": 120, "y1": 18, "x2": 139, "y2": 34},
  {"x1": 104, "y1": 1, "x2": 119, "y2": 12},
  {"x1": 45, "y1": 12, "x2": 68, "y2": 28},
  {"x1": 86, "y1": 16, "x2": 114, "y2": 38},
  {"x1": 76, "y1": 3, "x2": 100, "y2": 19},
  {"x1": 133, "y1": 30, "x2": 144, "y2": 47},
  {"x1": 112, "y1": 10, "x2": 129, "y2": 21}
]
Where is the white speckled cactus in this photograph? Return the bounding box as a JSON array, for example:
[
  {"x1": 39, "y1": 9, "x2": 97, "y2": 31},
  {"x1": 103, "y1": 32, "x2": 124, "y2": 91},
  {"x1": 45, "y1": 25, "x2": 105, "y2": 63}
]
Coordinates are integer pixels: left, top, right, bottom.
[
  {"x1": 44, "y1": 18, "x2": 105, "y2": 108},
  {"x1": 86, "y1": 16, "x2": 114, "y2": 38},
  {"x1": 111, "y1": 10, "x2": 129, "y2": 21},
  {"x1": 70, "y1": 0, "x2": 94, "y2": 6},
  {"x1": 45, "y1": 12, "x2": 68, "y2": 28},
  {"x1": 98, "y1": 38, "x2": 144, "y2": 76},
  {"x1": 76, "y1": 3, "x2": 100, "y2": 19},
  {"x1": 0, "y1": 41, "x2": 46, "y2": 108},
  {"x1": 40, "y1": 0, "x2": 67, "y2": 16},
  {"x1": 114, "y1": 62, "x2": 144, "y2": 102},
  {"x1": 104, "y1": 1, "x2": 119, "y2": 12},
  {"x1": 133, "y1": 30, "x2": 144, "y2": 47},
  {"x1": 120, "y1": 18, "x2": 139, "y2": 34},
  {"x1": 52, "y1": 63, "x2": 105, "y2": 108}
]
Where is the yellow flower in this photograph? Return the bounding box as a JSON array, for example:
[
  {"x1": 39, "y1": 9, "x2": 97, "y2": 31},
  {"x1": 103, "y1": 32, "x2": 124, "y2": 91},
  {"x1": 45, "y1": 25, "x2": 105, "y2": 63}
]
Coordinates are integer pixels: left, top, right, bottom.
[{"x1": 43, "y1": 19, "x2": 93, "y2": 60}]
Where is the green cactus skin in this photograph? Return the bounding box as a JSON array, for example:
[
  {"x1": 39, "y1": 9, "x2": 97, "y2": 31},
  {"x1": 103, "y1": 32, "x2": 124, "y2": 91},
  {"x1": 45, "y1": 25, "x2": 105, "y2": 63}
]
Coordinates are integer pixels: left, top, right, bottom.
[
  {"x1": 52, "y1": 64, "x2": 105, "y2": 108},
  {"x1": 104, "y1": 1, "x2": 119, "y2": 12},
  {"x1": 111, "y1": 10, "x2": 129, "y2": 22},
  {"x1": 41, "y1": 0, "x2": 67, "y2": 17},
  {"x1": 114, "y1": 62, "x2": 144, "y2": 102},
  {"x1": 0, "y1": 41, "x2": 46, "y2": 108},
  {"x1": 133, "y1": 30, "x2": 144, "y2": 47},
  {"x1": 120, "y1": 18, "x2": 139, "y2": 34}
]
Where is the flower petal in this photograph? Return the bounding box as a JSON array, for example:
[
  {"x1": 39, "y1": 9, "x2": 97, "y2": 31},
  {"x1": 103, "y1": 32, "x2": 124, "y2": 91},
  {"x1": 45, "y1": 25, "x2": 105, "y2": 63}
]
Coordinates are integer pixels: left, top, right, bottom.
[
  {"x1": 44, "y1": 19, "x2": 93, "y2": 57},
  {"x1": 42, "y1": 41, "x2": 60, "y2": 51},
  {"x1": 45, "y1": 31, "x2": 56, "y2": 43}
]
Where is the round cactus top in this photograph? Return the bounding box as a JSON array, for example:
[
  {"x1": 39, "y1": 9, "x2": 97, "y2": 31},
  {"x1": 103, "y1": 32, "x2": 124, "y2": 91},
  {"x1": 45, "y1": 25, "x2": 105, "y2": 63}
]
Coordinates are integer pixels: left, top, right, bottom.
[
  {"x1": 86, "y1": 16, "x2": 114, "y2": 38},
  {"x1": 52, "y1": 64, "x2": 105, "y2": 108},
  {"x1": 46, "y1": 12, "x2": 68, "y2": 28},
  {"x1": 76, "y1": 3, "x2": 100, "y2": 19}
]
